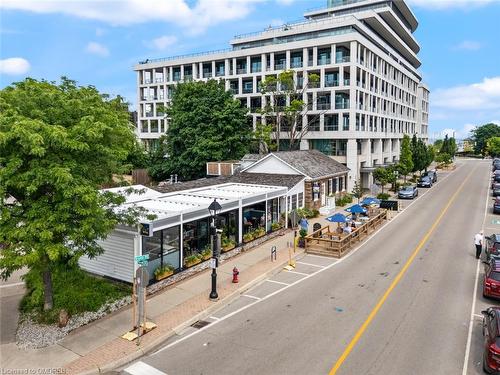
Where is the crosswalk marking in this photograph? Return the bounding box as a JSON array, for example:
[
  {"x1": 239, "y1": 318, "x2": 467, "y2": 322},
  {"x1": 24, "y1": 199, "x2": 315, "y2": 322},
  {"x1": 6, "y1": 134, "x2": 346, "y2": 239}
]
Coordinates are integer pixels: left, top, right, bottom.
[{"x1": 124, "y1": 361, "x2": 167, "y2": 375}]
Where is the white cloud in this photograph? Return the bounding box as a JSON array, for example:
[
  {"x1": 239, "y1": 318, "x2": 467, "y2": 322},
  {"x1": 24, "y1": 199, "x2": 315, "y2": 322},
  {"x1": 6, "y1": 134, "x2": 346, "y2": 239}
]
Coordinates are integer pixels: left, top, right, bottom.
[
  {"x1": 0, "y1": 0, "x2": 263, "y2": 34},
  {"x1": 0, "y1": 57, "x2": 30, "y2": 75},
  {"x1": 85, "y1": 42, "x2": 109, "y2": 57},
  {"x1": 148, "y1": 35, "x2": 178, "y2": 51},
  {"x1": 276, "y1": 0, "x2": 294, "y2": 5},
  {"x1": 407, "y1": 0, "x2": 493, "y2": 9},
  {"x1": 441, "y1": 124, "x2": 476, "y2": 139},
  {"x1": 432, "y1": 76, "x2": 500, "y2": 111},
  {"x1": 95, "y1": 27, "x2": 105, "y2": 37},
  {"x1": 453, "y1": 40, "x2": 482, "y2": 51}
]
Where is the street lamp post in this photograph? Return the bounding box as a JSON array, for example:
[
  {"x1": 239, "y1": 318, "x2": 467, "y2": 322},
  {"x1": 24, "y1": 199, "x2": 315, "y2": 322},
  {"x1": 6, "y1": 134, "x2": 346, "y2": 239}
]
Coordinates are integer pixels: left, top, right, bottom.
[{"x1": 208, "y1": 198, "x2": 222, "y2": 301}]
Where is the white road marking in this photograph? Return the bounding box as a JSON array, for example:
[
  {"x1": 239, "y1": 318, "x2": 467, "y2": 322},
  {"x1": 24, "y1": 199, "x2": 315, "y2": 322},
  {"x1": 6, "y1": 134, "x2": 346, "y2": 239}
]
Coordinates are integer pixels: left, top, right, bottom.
[
  {"x1": 241, "y1": 294, "x2": 261, "y2": 300},
  {"x1": 296, "y1": 261, "x2": 326, "y2": 268},
  {"x1": 473, "y1": 313, "x2": 484, "y2": 319},
  {"x1": 304, "y1": 254, "x2": 337, "y2": 260},
  {"x1": 0, "y1": 282, "x2": 24, "y2": 289},
  {"x1": 462, "y1": 163, "x2": 491, "y2": 375},
  {"x1": 285, "y1": 270, "x2": 309, "y2": 276},
  {"x1": 124, "y1": 361, "x2": 167, "y2": 375},
  {"x1": 265, "y1": 279, "x2": 289, "y2": 286},
  {"x1": 153, "y1": 163, "x2": 461, "y2": 356},
  {"x1": 208, "y1": 316, "x2": 220, "y2": 321}
]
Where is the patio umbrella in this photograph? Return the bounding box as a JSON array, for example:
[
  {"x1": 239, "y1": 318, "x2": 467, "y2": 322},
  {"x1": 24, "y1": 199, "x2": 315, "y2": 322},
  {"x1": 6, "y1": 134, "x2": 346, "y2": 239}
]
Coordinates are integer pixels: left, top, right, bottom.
[
  {"x1": 360, "y1": 197, "x2": 381, "y2": 206},
  {"x1": 345, "y1": 204, "x2": 367, "y2": 214},
  {"x1": 326, "y1": 213, "x2": 347, "y2": 223}
]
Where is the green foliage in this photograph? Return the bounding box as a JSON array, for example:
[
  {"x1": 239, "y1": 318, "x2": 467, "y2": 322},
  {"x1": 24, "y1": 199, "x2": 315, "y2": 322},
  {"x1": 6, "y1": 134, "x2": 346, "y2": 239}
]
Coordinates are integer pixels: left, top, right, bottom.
[
  {"x1": 472, "y1": 123, "x2": 500, "y2": 155},
  {"x1": 258, "y1": 70, "x2": 321, "y2": 151},
  {"x1": 487, "y1": 137, "x2": 500, "y2": 157},
  {"x1": 377, "y1": 193, "x2": 391, "y2": 200},
  {"x1": 351, "y1": 180, "x2": 363, "y2": 202},
  {"x1": 21, "y1": 264, "x2": 130, "y2": 323},
  {"x1": 436, "y1": 153, "x2": 452, "y2": 165},
  {"x1": 243, "y1": 232, "x2": 255, "y2": 242},
  {"x1": 398, "y1": 135, "x2": 414, "y2": 183},
  {"x1": 425, "y1": 144, "x2": 436, "y2": 168},
  {"x1": 185, "y1": 254, "x2": 202, "y2": 264},
  {"x1": 159, "y1": 80, "x2": 251, "y2": 181},
  {"x1": 154, "y1": 263, "x2": 175, "y2": 277},
  {"x1": 439, "y1": 135, "x2": 457, "y2": 158},
  {"x1": 373, "y1": 167, "x2": 391, "y2": 194},
  {"x1": 271, "y1": 222, "x2": 282, "y2": 231},
  {"x1": 335, "y1": 194, "x2": 353, "y2": 207},
  {"x1": 410, "y1": 135, "x2": 428, "y2": 173},
  {"x1": 296, "y1": 207, "x2": 319, "y2": 219},
  {"x1": 0, "y1": 77, "x2": 144, "y2": 310},
  {"x1": 299, "y1": 229, "x2": 308, "y2": 238},
  {"x1": 124, "y1": 140, "x2": 149, "y2": 172}
]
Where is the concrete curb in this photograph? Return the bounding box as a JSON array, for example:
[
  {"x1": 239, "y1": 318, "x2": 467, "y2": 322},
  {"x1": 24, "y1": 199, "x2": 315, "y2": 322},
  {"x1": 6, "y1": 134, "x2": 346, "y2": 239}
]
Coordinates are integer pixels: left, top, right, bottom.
[{"x1": 77, "y1": 249, "x2": 305, "y2": 375}]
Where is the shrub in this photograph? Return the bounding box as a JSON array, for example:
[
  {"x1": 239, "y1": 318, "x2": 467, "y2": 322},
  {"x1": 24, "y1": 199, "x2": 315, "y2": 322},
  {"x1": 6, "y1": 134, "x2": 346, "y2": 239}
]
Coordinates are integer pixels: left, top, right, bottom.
[
  {"x1": 271, "y1": 222, "x2": 282, "y2": 231},
  {"x1": 377, "y1": 192, "x2": 391, "y2": 200},
  {"x1": 336, "y1": 194, "x2": 353, "y2": 207},
  {"x1": 311, "y1": 209, "x2": 320, "y2": 218},
  {"x1": 243, "y1": 232, "x2": 254, "y2": 242},
  {"x1": 185, "y1": 254, "x2": 201, "y2": 264},
  {"x1": 201, "y1": 247, "x2": 212, "y2": 259},
  {"x1": 299, "y1": 228, "x2": 308, "y2": 238},
  {"x1": 21, "y1": 264, "x2": 130, "y2": 324}
]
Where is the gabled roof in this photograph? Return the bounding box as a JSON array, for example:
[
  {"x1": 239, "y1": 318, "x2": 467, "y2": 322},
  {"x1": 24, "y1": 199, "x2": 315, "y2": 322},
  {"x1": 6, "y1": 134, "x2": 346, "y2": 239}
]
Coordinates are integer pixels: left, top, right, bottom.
[
  {"x1": 242, "y1": 150, "x2": 349, "y2": 180},
  {"x1": 154, "y1": 172, "x2": 304, "y2": 194}
]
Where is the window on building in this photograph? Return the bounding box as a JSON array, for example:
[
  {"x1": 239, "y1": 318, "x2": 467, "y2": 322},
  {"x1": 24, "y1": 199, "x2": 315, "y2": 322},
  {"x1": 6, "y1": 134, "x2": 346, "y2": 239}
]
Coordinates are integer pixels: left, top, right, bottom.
[{"x1": 298, "y1": 193, "x2": 304, "y2": 208}]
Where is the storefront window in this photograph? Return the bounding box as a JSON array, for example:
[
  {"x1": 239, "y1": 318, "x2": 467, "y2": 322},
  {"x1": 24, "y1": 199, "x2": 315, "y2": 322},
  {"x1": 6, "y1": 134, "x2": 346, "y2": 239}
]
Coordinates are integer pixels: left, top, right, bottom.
[
  {"x1": 183, "y1": 218, "x2": 210, "y2": 258},
  {"x1": 243, "y1": 202, "x2": 266, "y2": 234},
  {"x1": 266, "y1": 198, "x2": 279, "y2": 231},
  {"x1": 142, "y1": 226, "x2": 181, "y2": 281},
  {"x1": 313, "y1": 182, "x2": 320, "y2": 201},
  {"x1": 216, "y1": 209, "x2": 239, "y2": 244}
]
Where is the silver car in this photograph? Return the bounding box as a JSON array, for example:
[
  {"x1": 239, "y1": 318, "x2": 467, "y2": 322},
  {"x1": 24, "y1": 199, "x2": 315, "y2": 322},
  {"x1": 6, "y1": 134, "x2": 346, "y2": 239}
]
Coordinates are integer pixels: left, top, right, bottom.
[{"x1": 398, "y1": 185, "x2": 418, "y2": 199}]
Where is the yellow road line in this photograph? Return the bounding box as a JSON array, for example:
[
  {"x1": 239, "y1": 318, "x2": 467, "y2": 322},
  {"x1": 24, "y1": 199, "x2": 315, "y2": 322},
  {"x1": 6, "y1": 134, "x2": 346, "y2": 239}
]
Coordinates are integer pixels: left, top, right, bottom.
[{"x1": 329, "y1": 164, "x2": 478, "y2": 375}]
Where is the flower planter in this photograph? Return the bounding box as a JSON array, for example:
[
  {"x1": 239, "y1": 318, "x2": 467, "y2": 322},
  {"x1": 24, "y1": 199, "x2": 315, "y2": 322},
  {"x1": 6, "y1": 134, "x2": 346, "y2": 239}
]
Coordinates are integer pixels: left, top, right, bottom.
[
  {"x1": 201, "y1": 254, "x2": 212, "y2": 261},
  {"x1": 222, "y1": 244, "x2": 236, "y2": 253},
  {"x1": 243, "y1": 236, "x2": 254, "y2": 243},
  {"x1": 184, "y1": 258, "x2": 202, "y2": 268},
  {"x1": 155, "y1": 270, "x2": 174, "y2": 281}
]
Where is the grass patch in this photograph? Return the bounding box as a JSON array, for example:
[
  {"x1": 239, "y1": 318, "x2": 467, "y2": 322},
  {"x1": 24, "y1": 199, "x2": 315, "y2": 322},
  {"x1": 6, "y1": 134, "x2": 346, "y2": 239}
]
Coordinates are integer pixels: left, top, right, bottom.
[{"x1": 21, "y1": 264, "x2": 131, "y2": 324}]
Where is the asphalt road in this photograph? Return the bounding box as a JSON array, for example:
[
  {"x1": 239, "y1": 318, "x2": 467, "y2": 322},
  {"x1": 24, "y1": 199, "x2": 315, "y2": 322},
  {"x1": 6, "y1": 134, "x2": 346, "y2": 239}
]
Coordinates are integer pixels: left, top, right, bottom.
[{"x1": 121, "y1": 160, "x2": 498, "y2": 375}]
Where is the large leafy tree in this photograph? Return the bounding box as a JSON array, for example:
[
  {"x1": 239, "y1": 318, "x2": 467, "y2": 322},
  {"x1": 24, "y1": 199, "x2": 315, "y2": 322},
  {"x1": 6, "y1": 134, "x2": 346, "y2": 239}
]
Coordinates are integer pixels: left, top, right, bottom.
[
  {"x1": 0, "y1": 78, "x2": 143, "y2": 310},
  {"x1": 398, "y1": 135, "x2": 413, "y2": 184},
  {"x1": 472, "y1": 123, "x2": 500, "y2": 156},
  {"x1": 259, "y1": 70, "x2": 320, "y2": 152},
  {"x1": 162, "y1": 80, "x2": 251, "y2": 181},
  {"x1": 487, "y1": 137, "x2": 500, "y2": 157}
]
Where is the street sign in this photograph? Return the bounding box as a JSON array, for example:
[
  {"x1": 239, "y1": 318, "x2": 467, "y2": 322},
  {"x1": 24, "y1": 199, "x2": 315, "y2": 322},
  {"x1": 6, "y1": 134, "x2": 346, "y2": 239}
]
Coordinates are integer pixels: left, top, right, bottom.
[
  {"x1": 210, "y1": 258, "x2": 217, "y2": 269},
  {"x1": 139, "y1": 222, "x2": 153, "y2": 237},
  {"x1": 134, "y1": 254, "x2": 149, "y2": 266},
  {"x1": 135, "y1": 266, "x2": 149, "y2": 287}
]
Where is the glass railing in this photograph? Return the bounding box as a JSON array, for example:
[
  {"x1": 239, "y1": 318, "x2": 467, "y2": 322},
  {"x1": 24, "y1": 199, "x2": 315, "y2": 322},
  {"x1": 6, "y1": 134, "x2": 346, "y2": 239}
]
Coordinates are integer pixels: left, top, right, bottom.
[
  {"x1": 144, "y1": 79, "x2": 151, "y2": 84},
  {"x1": 203, "y1": 72, "x2": 212, "y2": 78},
  {"x1": 155, "y1": 78, "x2": 163, "y2": 83},
  {"x1": 344, "y1": 78, "x2": 350, "y2": 85},
  {"x1": 291, "y1": 61, "x2": 302, "y2": 68},
  {"x1": 251, "y1": 64, "x2": 262, "y2": 73},
  {"x1": 243, "y1": 87, "x2": 253, "y2": 94},
  {"x1": 215, "y1": 71, "x2": 225, "y2": 77},
  {"x1": 325, "y1": 80, "x2": 339, "y2": 87},
  {"x1": 274, "y1": 63, "x2": 286, "y2": 70},
  {"x1": 336, "y1": 56, "x2": 350, "y2": 63},
  {"x1": 184, "y1": 74, "x2": 193, "y2": 81},
  {"x1": 173, "y1": 75, "x2": 181, "y2": 82},
  {"x1": 237, "y1": 68, "x2": 247, "y2": 74},
  {"x1": 318, "y1": 57, "x2": 331, "y2": 65},
  {"x1": 317, "y1": 103, "x2": 331, "y2": 110},
  {"x1": 335, "y1": 101, "x2": 350, "y2": 109}
]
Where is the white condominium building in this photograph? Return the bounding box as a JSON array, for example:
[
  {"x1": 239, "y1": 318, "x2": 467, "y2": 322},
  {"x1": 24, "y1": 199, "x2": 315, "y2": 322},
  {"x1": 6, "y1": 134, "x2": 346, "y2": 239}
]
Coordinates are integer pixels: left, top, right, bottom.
[{"x1": 134, "y1": 0, "x2": 429, "y2": 190}]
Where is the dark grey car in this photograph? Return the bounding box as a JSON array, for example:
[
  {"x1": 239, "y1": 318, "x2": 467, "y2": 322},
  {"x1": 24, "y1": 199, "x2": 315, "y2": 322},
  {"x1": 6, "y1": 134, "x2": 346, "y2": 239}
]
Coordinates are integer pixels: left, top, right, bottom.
[
  {"x1": 398, "y1": 185, "x2": 418, "y2": 199},
  {"x1": 417, "y1": 176, "x2": 433, "y2": 188},
  {"x1": 423, "y1": 170, "x2": 437, "y2": 183}
]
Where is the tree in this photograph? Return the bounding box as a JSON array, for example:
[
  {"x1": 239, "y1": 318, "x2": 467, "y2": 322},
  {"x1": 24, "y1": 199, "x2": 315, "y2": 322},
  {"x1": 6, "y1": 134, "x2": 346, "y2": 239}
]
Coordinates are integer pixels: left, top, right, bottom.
[
  {"x1": 162, "y1": 80, "x2": 251, "y2": 181},
  {"x1": 410, "y1": 135, "x2": 427, "y2": 174},
  {"x1": 0, "y1": 78, "x2": 145, "y2": 310},
  {"x1": 351, "y1": 180, "x2": 363, "y2": 203},
  {"x1": 487, "y1": 137, "x2": 500, "y2": 157},
  {"x1": 436, "y1": 153, "x2": 452, "y2": 165},
  {"x1": 433, "y1": 139, "x2": 443, "y2": 150},
  {"x1": 398, "y1": 135, "x2": 414, "y2": 184},
  {"x1": 259, "y1": 70, "x2": 321, "y2": 151},
  {"x1": 449, "y1": 137, "x2": 457, "y2": 158},
  {"x1": 472, "y1": 123, "x2": 500, "y2": 156},
  {"x1": 373, "y1": 167, "x2": 390, "y2": 194},
  {"x1": 425, "y1": 144, "x2": 436, "y2": 171}
]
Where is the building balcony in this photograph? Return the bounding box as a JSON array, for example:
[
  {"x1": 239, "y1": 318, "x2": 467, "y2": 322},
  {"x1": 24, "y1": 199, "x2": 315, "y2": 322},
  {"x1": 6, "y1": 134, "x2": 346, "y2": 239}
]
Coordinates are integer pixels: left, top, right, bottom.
[
  {"x1": 317, "y1": 103, "x2": 331, "y2": 110},
  {"x1": 274, "y1": 63, "x2": 286, "y2": 70},
  {"x1": 344, "y1": 79, "x2": 350, "y2": 85},
  {"x1": 184, "y1": 74, "x2": 193, "y2": 81},
  {"x1": 229, "y1": 88, "x2": 238, "y2": 94},
  {"x1": 325, "y1": 80, "x2": 339, "y2": 87},
  {"x1": 243, "y1": 87, "x2": 253, "y2": 94},
  {"x1": 308, "y1": 81, "x2": 320, "y2": 89},
  {"x1": 203, "y1": 72, "x2": 212, "y2": 78},
  {"x1": 237, "y1": 68, "x2": 247, "y2": 74},
  {"x1": 318, "y1": 57, "x2": 331, "y2": 65},
  {"x1": 215, "y1": 71, "x2": 225, "y2": 77},
  {"x1": 145, "y1": 112, "x2": 154, "y2": 117},
  {"x1": 291, "y1": 61, "x2": 302, "y2": 68},
  {"x1": 144, "y1": 79, "x2": 152, "y2": 84},
  {"x1": 336, "y1": 56, "x2": 350, "y2": 63},
  {"x1": 335, "y1": 101, "x2": 350, "y2": 109}
]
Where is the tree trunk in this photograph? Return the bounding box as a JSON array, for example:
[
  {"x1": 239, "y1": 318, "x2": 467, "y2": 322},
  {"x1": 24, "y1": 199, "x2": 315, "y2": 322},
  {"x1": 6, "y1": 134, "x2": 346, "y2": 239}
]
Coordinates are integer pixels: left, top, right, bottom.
[{"x1": 43, "y1": 267, "x2": 54, "y2": 311}]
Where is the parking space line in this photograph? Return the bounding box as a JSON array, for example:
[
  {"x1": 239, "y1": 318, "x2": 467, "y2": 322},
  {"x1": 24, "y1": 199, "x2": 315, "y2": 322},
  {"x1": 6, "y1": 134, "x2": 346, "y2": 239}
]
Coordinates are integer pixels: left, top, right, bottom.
[
  {"x1": 0, "y1": 282, "x2": 24, "y2": 289},
  {"x1": 265, "y1": 279, "x2": 289, "y2": 286},
  {"x1": 462, "y1": 164, "x2": 491, "y2": 375},
  {"x1": 304, "y1": 254, "x2": 336, "y2": 260},
  {"x1": 285, "y1": 270, "x2": 309, "y2": 276},
  {"x1": 242, "y1": 294, "x2": 261, "y2": 300},
  {"x1": 124, "y1": 361, "x2": 166, "y2": 375},
  {"x1": 473, "y1": 313, "x2": 483, "y2": 319},
  {"x1": 209, "y1": 316, "x2": 221, "y2": 321},
  {"x1": 296, "y1": 261, "x2": 326, "y2": 268}
]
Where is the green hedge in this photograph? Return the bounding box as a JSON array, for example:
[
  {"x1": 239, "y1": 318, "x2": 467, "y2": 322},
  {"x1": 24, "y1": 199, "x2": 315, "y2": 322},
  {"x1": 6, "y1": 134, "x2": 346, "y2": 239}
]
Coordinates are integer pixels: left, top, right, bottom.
[{"x1": 335, "y1": 194, "x2": 353, "y2": 207}]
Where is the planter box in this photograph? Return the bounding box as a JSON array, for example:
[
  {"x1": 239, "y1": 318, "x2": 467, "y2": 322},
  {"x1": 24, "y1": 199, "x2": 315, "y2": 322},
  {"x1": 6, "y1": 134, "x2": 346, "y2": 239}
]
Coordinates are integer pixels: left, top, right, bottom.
[
  {"x1": 201, "y1": 254, "x2": 212, "y2": 261},
  {"x1": 155, "y1": 270, "x2": 174, "y2": 281},
  {"x1": 243, "y1": 237, "x2": 254, "y2": 243},
  {"x1": 222, "y1": 244, "x2": 236, "y2": 253},
  {"x1": 184, "y1": 258, "x2": 202, "y2": 268}
]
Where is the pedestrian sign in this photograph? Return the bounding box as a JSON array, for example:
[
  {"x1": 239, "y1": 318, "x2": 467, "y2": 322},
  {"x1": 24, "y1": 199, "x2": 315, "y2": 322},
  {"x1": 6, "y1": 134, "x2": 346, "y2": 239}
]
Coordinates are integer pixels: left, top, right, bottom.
[{"x1": 135, "y1": 254, "x2": 149, "y2": 266}]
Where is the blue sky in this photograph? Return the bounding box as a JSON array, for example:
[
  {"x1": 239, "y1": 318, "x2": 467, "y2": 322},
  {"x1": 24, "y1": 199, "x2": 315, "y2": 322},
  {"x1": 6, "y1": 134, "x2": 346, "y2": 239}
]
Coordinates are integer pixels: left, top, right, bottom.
[{"x1": 1, "y1": 0, "x2": 499, "y2": 140}]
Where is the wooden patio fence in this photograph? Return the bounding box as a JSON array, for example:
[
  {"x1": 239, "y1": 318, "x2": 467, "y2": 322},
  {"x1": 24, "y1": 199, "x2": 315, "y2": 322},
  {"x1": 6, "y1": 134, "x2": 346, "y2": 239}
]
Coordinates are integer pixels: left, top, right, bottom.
[{"x1": 305, "y1": 210, "x2": 387, "y2": 258}]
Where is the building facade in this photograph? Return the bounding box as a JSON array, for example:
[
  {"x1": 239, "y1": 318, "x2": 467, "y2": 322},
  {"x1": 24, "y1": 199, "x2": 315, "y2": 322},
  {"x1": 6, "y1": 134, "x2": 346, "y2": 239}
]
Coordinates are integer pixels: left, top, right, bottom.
[{"x1": 134, "y1": 0, "x2": 429, "y2": 190}]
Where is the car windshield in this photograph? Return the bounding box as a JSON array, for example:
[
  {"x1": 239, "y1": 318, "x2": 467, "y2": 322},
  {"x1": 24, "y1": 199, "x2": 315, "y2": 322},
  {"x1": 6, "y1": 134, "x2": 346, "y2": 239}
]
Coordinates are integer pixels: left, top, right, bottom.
[
  {"x1": 420, "y1": 177, "x2": 430, "y2": 181},
  {"x1": 490, "y1": 271, "x2": 500, "y2": 282},
  {"x1": 401, "y1": 187, "x2": 413, "y2": 192}
]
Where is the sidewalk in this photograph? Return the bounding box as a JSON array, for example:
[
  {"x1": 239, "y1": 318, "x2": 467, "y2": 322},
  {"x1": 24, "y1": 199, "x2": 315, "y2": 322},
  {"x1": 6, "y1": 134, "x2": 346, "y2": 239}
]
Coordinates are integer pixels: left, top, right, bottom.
[{"x1": 1, "y1": 220, "x2": 322, "y2": 375}]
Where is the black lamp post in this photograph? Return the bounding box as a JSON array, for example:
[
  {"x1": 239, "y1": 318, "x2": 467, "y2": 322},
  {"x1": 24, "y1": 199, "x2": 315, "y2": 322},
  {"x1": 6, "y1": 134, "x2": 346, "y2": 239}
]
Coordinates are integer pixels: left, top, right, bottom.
[{"x1": 208, "y1": 198, "x2": 222, "y2": 300}]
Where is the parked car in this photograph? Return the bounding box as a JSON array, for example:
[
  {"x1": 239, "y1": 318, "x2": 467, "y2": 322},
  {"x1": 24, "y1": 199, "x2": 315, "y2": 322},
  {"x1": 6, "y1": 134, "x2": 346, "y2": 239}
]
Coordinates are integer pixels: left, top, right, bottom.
[
  {"x1": 481, "y1": 307, "x2": 500, "y2": 373},
  {"x1": 493, "y1": 175, "x2": 500, "y2": 184},
  {"x1": 484, "y1": 258, "x2": 500, "y2": 299},
  {"x1": 417, "y1": 176, "x2": 433, "y2": 188},
  {"x1": 486, "y1": 234, "x2": 500, "y2": 260},
  {"x1": 423, "y1": 170, "x2": 437, "y2": 183},
  {"x1": 493, "y1": 184, "x2": 500, "y2": 197},
  {"x1": 493, "y1": 163, "x2": 500, "y2": 172},
  {"x1": 398, "y1": 185, "x2": 418, "y2": 199},
  {"x1": 494, "y1": 198, "x2": 500, "y2": 215}
]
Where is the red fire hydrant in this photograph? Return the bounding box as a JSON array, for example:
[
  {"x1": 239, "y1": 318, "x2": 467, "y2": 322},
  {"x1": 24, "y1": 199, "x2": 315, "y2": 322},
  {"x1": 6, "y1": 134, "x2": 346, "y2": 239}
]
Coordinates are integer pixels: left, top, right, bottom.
[{"x1": 232, "y1": 266, "x2": 239, "y2": 283}]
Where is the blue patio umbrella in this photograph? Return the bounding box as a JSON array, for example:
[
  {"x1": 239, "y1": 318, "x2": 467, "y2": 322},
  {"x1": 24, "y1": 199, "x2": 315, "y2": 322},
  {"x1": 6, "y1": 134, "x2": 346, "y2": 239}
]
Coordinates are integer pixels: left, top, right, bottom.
[
  {"x1": 345, "y1": 204, "x2": 367, "y2": 214},
  {"x1": 326, "y1": 213, "x2": 347, "y2": 223},
  {"x1": 360, "y1": 197, "x2": 381, "y2": 206}
]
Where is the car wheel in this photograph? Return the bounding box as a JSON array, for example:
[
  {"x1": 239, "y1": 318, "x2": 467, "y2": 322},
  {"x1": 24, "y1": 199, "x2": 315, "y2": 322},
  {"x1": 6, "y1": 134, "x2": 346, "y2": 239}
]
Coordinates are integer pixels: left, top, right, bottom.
[{"x1": 483, "y1": 351, "x2": 494, "y2": 374}]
